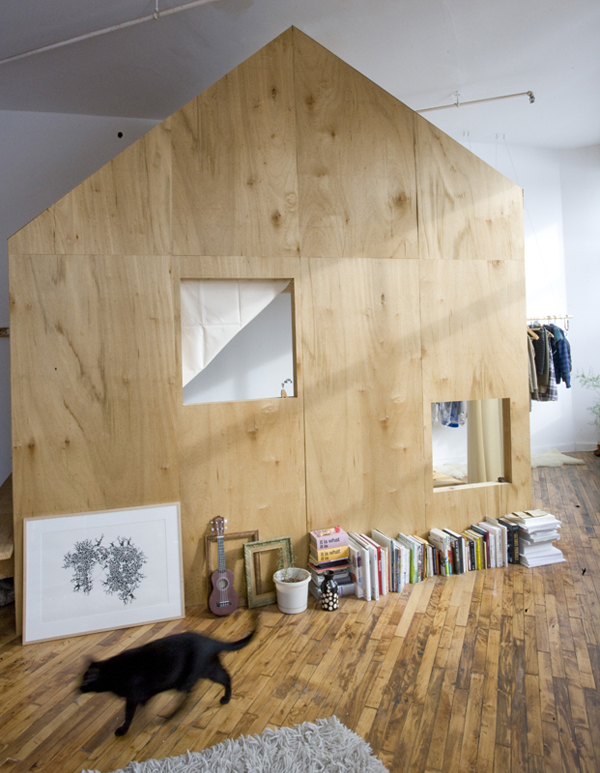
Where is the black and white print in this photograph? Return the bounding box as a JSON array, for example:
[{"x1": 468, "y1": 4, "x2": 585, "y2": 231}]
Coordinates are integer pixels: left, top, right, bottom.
[{"x1": 63, "y1": 535, "x2": 147, "y2": 604}]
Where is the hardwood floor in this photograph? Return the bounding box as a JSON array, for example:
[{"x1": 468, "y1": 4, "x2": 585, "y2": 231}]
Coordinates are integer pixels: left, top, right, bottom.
[{"x1": 1, "y1": 453, "x2": 599, "y2": 772}]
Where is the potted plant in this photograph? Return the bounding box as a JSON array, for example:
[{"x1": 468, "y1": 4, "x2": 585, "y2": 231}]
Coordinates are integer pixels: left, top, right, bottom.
[
  {"x1": 576, "y1": 370, "x2": 600, "y2": 456},
  {"x1": 272, "y1": 559, "x2": 310, "y2": 614}
]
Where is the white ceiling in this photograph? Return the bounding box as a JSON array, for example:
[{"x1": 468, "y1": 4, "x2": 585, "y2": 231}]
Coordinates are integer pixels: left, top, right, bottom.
[{"x1": 1, "y1": 0, "x2": 599, "y2": 149}]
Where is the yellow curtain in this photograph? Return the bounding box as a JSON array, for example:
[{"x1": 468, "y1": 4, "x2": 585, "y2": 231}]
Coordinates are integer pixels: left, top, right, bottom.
[{"x1": 467, "y1": 399, "x2": 504, "y2": 483}]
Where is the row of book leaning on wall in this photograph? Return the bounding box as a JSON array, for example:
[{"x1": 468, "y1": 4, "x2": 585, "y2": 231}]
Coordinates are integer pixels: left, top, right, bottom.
[{"x1": 308, "y1": 510, "x2": 565, "y2": 602}]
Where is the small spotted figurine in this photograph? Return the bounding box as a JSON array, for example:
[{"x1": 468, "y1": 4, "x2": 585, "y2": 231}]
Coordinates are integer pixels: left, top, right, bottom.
[{"x1": 320, "y1": 571, "x2": 339, "y2": 611}]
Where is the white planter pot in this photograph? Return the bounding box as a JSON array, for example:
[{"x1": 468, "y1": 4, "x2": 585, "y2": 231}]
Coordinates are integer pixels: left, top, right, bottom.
[{"x1": 273, "y1": 568, "x2": 311, "y2": 614}]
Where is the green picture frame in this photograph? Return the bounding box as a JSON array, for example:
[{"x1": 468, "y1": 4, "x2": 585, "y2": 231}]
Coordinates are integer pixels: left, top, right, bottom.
[{"x1": 243, "y1": 536, "x2": 293, "y2": 609}]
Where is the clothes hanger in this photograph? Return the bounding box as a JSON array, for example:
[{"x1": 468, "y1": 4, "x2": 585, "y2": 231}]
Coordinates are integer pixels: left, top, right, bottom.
[{"x1": 527, "y1": 327, "x2": 539, "y2": 340}]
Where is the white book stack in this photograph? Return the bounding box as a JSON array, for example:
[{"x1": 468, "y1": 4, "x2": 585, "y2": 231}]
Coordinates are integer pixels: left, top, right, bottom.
[{"x1": 510, "y1": 509, "x2": 566, "y2": 567}]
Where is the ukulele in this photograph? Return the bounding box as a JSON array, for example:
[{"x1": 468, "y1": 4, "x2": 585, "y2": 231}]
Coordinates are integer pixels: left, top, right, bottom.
[{"x1": 208, "y1": 516, "x2": 239, "y2": 616}]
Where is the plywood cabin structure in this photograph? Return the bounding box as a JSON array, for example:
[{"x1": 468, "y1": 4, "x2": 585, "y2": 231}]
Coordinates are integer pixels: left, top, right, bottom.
[{"x1": 8, "y1": 27, "x2": 531, "y2": 630}]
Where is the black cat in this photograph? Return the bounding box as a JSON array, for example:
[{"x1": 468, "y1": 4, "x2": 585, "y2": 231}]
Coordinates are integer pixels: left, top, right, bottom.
[{"x1": 80, "y1": 626, "x2": 256, "y2": 736}]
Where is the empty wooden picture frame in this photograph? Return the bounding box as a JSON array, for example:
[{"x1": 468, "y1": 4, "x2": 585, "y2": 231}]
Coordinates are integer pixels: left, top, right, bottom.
[{"x1": 243, "y1": 536, "x2": 293, "y2": 608}]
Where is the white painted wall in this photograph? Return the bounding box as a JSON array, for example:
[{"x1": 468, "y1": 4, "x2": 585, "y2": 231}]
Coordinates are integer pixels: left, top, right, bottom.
[
  {"x1": 0, "y1": 110, "x2": 158, "y2": 484},
  {"x1": 561, "y1": 145, "x2": 600, "y2": 451}
]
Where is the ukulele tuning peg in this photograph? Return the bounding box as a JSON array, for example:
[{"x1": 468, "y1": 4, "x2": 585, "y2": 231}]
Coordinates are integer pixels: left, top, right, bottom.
[{"x1": 224, "y1": 519, "x2": 228, "y2": 524}]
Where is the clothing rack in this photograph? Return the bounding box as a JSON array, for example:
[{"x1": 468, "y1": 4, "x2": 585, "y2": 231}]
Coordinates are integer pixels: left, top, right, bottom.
[{"x1": 526, "y1": 315, "x2": 573, "y2": 321}]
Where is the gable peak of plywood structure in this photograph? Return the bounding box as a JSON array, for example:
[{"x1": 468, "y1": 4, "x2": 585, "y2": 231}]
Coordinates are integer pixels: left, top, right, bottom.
[{"x1": 10, "y1": 26, "x2": 521, "y2": 263}]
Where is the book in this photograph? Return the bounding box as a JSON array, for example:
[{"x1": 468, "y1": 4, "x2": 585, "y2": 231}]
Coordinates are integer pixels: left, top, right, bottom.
[
  {"x1": 391, "y1": 538, "x2": 410, "y2": 590},
  {"x1": 443, "y1": 529, "x2": 466, "y2": 574},
  {"x1": 348, "y1": 542, "x2": 365, "y2": 599},
  {"x1": 361, "y1": 533, "x2": 386, "y2": 596},
  {"x1": 370, "y1": 529, "x2": 395, "y2": 593},
  {"x1": 498, "y1": 517, "x2": 520, "y2": 563},
  {"x1": 429, "y1": 528, "x2": 453, "y2": 575},
  {"x1": 308, "y1": 567, "x2": 352, "y2": 586},
  {"x1": 309, "y1": 544, "x2": 350, "y2": 563},
  {"x1": 519, "y1": 546, "x2": 566, "y2": 567},
  {"x1": 468, "y1": 525, "x2": 490, "y2": 569},
  {"x1": 309, "y1": 526, "x2": 349, "y2": 551},
  {"x1": 485, "y1": 516, "x2": 509, "y2": 567},
  {"x1": 349, "y1": 534, "x2": 371, "y2": 601},
  {"x1": 397, "y1": 533, "x2": 419, "y2": 583},
  {"x1": 461, "y1": 532, "x2": 477, "y2": 571},
  {"x1": 476, "y1": 523, "x2": 497, "y2": 568},
  {"x1": 463, "y1": 528, "x2": 484, "y2": 569},
  {"x1": 356, "y1": 534, "x2": 379, "y2": 600},
  {"x1": 307, "y1": 559, "x2": 349, "y2": 574}
]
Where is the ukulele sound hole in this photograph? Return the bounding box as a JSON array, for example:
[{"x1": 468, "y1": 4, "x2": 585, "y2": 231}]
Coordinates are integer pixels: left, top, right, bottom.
[{"x1": 216, "y1": 577, "x2": 229, "y2": 590}]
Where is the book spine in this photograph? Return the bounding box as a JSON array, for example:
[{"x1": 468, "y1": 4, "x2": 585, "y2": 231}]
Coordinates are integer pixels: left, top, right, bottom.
[
  {"x1": 310, "y1": 533, "x2": 349, "y2": 551},
  {"x1": 499, "y1": 520, "x2": 519, "y2": 564},
  {"x1": 310, "y1": 545, "x2": 349, "y2": 562}
]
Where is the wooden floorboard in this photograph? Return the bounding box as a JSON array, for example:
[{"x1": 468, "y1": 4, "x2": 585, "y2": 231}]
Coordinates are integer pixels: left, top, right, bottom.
[{"x1": 1, "y1": 453, "x2": 600, "y2": 772}]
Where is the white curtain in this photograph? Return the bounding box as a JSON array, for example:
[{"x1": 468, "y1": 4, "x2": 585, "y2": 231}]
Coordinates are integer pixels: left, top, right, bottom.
[
  {"x1": 180, "y1": 279, "x2": 290, "y2": 387},
  {"x1": 467, "y1": 398, "x2": 504, "y2": 483}
]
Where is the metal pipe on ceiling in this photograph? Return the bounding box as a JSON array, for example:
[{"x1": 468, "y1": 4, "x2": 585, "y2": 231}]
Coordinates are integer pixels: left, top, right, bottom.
[{"x1": 0, "y1": 0, "x2": 218, "y2": 66}]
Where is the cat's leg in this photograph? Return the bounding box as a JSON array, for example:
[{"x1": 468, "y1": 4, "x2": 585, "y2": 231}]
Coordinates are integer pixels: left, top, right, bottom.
[
  {"x1": 209, "y1": 662, "x2": 232, "y2": 704},
  {"x1": 115, "y1": 698, "x2": 138, "y2": 736}
]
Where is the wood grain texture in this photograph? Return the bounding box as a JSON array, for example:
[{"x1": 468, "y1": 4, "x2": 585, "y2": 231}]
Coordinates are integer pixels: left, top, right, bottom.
[
  {"x1": 8, "y1": 208, "x2": 55, "y2": 255},
  {"x1": 9, "y1": 254, "x2": 180, "y2": 627},
  {"x1": 293, "y1": 29, "x2": 418, "y2": 259},
  {"x1": 302, "y1": 258, "x2": 425, "y2": 536},
  {"x1": 173, "y1": 257, "x2": 305, "y2": 607},
  {"x1": 415, "y1": 114, "x2": 524, "y2": 262},
  {"x1": 420, "y1": 259, "x2": 531, "y2": 531},
  {"x1": 171, "y1": 29, "x2": 299, "y2": 258},
  {"x1": 54, "y1": 122, "x2": 171, "y2": 255},
  {"x1": 2, "y1": 454, "x2": 598, "y2": 773}
]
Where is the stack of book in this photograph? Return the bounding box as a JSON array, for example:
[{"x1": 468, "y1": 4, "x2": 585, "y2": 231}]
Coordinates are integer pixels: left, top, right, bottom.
[
  {"x1": 501, "y1": 509, "x2": 565, "y2": 567},
  {"x1": 308, "y1": 527, "x2": 355, "y2": 599}
]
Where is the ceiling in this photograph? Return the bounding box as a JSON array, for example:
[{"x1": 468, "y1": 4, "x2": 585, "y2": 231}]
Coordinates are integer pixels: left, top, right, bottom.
[{"x1": 1, "y1": 0, "x2": 599, "y2": 149}]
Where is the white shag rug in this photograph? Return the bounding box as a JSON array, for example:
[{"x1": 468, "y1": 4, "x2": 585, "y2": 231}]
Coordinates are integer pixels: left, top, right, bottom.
[
  {"x1": 84, "y1": 716, "x2": 388, "y2": 773},
  {"x1": 530, "y1": 449, "x2": 585, "y2": 468}
]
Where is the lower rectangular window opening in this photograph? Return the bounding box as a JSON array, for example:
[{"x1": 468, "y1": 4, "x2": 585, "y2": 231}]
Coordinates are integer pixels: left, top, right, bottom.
[{"x1": 431, "y1": 398, "x2": 510, "y2": 489}]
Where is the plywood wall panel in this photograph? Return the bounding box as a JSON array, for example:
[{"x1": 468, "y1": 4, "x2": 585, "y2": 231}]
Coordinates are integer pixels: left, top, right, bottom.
[
  {"x1": 54, "y1": 122, "x2": 171, "y2": 255},
  {"x1": 172, "y1": 256, "x2": 305, "y2": 606},
  {"x1": 10, "y1": 254, "x2": 179, "y2": 518},
  {"x1": 8, "y1": 208, "x2": 55, "y2": 255},
  {"x1": 419, "y1": 259, "x2": 528, "y2": 402},
  {"x1": 171, "y1": 30, "x2": 299, "y2": 258},
  {"x1": 415, "y1": 115, "x2": 524, "y2": 262},
  {"x1": 302, "y1": 258, "x2": 425, "y2": 537},
  {"x1": 294, "y1": 29, "x2": 418, "y2": 259}
]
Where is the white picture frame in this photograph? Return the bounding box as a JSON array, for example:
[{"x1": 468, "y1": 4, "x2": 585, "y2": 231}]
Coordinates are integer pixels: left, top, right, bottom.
[{"x1": 23, "y1": 502, "x2": 184, "y2": 644}]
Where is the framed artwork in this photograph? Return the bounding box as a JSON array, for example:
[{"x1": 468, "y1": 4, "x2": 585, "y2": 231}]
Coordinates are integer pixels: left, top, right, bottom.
[
  {"x1": 243, "y1": 536, "x2": 293, "y2": 609},
  {"x1": 23, "y1": 502, "x2": 184, "y2": 644}
]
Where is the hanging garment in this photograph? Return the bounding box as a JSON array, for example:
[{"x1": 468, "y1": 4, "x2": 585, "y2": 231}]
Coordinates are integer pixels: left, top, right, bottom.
[
  {"x1": 547, "y1": 324, "x2": 572, "y2": 388},
  {"x1": 436, "y1": 401, "x2": 467, "y2": 427},
  {"x1": 537, "y1": 343, "x2": 558, "y2": 401},
  {"x1": 528, "y1": 336, "x2": 539, "y2": 404},
  {"x1": 531, "y1": 325, "x2": 547, "y2": 379}
]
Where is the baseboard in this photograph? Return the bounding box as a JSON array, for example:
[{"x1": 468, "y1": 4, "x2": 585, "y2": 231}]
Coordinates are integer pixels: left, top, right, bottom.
[{"x1": 574, "y1": 441, "x2": 599, "y2": 452}]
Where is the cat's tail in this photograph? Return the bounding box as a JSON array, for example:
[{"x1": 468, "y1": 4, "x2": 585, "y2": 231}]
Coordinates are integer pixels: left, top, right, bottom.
[{"x1": 220, "y1": 623, "x2": 257, "y2": 652}]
